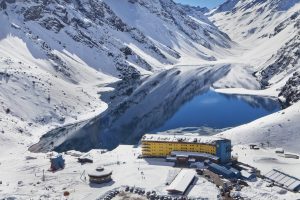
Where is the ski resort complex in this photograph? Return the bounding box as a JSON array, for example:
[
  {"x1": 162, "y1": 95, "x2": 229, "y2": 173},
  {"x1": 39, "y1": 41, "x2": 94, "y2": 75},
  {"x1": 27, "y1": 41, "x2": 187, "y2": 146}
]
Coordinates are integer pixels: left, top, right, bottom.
[{"x1": 141, "y1": 134, "x2": 232, "y2": 163}]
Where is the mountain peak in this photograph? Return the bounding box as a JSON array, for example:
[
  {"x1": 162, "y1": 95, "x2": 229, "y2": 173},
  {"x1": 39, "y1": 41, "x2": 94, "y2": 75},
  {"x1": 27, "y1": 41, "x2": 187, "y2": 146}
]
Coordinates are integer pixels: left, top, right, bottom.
[{"x1": 211, "y1": 0, "x2": 300, "y2": 16}]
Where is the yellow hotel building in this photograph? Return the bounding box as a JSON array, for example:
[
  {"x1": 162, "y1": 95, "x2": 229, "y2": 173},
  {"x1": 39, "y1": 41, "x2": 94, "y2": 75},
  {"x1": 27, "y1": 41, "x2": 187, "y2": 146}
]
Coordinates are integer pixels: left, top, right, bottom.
[{"x1": 141, "y1": 134, "x2": 231, "y2": 163}]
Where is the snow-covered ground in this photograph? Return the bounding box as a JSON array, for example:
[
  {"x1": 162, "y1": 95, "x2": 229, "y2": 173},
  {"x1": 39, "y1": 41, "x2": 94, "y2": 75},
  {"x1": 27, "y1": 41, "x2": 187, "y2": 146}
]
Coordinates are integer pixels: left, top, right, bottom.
[
  {"x1": 232, "y1": 145, "x2": 300, "y2": 199},
  {"x1": 1, "y1": 144, "x2": 300, "y2": 200},
  {"x1": 1, "y1": 0, "x2": 300, "y2": 199},
  {"x1": 0, "y1": 146, "x2": 176, "y2": 199},
  {"x1": 233, "y1": 145, "x2": 300, "y2": 179},
  {"x1": 0, "y1": 144, "x2": 218, "y2": 199},
  {"x1": 0, "y1": 35, "x2": 118, "y2": 148},
  {"x1": 218, "y1": 101, "x2": 300, "y2": 153}
]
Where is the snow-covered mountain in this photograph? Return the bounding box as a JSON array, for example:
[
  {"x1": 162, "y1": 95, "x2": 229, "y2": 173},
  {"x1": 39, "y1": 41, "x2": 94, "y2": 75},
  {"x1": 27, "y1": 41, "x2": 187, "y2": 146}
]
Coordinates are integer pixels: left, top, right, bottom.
[
  {"x1": 0, "y1": 0, "x2": 299, "y2": 148},
  {"x1": 0, "y1": 0, "x2": 299, "y2": 150},
  {"x1": 1, "y1": 0, "x2": 232, "y2": 78},
  {"x1": 1, "y1": 0, "x2": 300, "y2": 199},
  {"x1": 0, "y1": 0, "x2": 234, "y2": 141},
  {"x1": 210, "y1": 0, "x2": 300, "y2": 106}
]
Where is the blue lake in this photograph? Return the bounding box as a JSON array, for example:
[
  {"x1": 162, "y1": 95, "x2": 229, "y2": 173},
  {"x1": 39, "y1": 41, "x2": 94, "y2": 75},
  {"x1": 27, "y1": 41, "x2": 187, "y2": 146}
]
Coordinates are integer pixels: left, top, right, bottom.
[
  {"x1": 154, "y1": 90, "x2": 281, "y2": 132},
  {"x1": 32, "y1": 88, "x2": 282, "y2": 153}
]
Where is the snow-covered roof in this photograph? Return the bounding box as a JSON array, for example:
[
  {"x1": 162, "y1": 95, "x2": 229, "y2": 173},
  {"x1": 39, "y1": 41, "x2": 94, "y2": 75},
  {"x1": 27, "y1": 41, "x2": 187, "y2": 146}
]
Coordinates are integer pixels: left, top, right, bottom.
[
  {"x1": 264, "y1": 169, "x2": 300, "y2": 191},
  {"x1": 88, "y1": 169, "x2": 112, "y2": 178},
  {"x1": 241, "y1": 170, "x2": 255, "y2": 179},
  {"x1": 288, "y1": 181, "x2": 300, "y2": 191},
  {"x1": 167, "y1": 169, "x2": 195, "y2": 194},
  {"x1": 142, "y1": 134, "x2": 228, "y2": 145},
  {"x1": 275, "y1": 148, "x2": 284, "y2": 153}
]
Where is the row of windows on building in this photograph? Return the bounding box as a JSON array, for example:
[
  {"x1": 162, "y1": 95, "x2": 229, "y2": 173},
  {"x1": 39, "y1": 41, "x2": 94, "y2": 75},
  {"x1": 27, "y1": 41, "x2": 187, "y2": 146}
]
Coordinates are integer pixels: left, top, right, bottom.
[
  {"x1": 143, "y1": 143, "x2": 216, "y2": 148},
  {"x1": 143, "y1": 146, "x2": 216, "y2": 151},
  {"x1": 142, "y1": 149, "x2": 216, "y2": 154}
]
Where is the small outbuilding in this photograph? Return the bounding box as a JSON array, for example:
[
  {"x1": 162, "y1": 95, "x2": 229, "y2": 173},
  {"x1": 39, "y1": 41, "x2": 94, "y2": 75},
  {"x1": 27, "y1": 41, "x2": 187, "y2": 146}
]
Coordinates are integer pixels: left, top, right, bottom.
[
  {"x1": 88, "y1": 168, "x2": 112, "y2": 184},
  {"x1": 50, "y1": 154, "x2": 65, "y2": 171},
  {"x1": 249, "y1": 144, "x2": 256, "y2": 149},
  {"x1": 78, "y1": 154, "x2": 93, "y2": 164},
  {"x1": 275, "y1": 148, "x2": 284, "y2": 154},
  {"x1": 241, "y1": 170, "x2": 256, "y2": 181}
]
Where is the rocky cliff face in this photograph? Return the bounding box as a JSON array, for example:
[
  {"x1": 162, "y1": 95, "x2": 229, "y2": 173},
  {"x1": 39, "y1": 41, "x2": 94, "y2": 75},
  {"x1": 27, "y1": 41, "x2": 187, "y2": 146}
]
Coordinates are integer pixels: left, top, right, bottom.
[
  {"x1": 0, "y1": 0, "x2": 232, "y2": 79},
  {"x1": 279, "y1": 72, "x2": 300, "y2": 106},
  {"x1": 258, "y1": 34, "x2": 300, "y2": 88}
]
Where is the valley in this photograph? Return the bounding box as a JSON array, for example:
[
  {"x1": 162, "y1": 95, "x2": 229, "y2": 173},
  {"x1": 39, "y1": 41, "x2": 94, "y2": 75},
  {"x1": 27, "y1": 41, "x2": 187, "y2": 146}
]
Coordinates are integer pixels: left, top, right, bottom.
[{"x1": 0, "y1": 0, "x2": 300, "y2": 199}]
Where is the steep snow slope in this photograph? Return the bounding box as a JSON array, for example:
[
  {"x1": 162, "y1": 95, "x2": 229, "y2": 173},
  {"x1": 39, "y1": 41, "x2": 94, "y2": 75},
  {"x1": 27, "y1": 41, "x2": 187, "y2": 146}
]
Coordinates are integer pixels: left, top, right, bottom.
[
  {"x1": 218, "y1": 101, "x2": 300, "y2": 153},
  {"x1": 0, "y1": 0, "x2": 234, "y2": 142},
  {"x1": 0, "y1": 34, "x2": 116, "y2": 144},
  {"x1": 105, "y1": 0, "x2": 231, "y2": 62},
  {"x1": 1, "y1": 0, "x2": 232, "y2": 78},
  {"x1": 210, "y1": 0, "x2": 300, "y2": 105},
  {"x1": 210, "y1": 0, "x2": 300, "y2": 43}
]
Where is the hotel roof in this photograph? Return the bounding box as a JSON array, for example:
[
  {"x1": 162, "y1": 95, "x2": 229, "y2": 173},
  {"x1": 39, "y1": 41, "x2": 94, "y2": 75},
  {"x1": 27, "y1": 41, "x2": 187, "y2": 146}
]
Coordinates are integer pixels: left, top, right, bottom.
[{"x1": 141, "y1": 134, "x2": 228, "y2": 145}]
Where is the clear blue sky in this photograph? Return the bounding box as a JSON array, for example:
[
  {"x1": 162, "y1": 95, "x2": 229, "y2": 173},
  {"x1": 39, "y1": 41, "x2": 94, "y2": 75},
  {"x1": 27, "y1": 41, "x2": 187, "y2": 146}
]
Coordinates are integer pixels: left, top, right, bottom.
[{"x1": 174, "y1": 0, "x2": 225, "y2": 9}]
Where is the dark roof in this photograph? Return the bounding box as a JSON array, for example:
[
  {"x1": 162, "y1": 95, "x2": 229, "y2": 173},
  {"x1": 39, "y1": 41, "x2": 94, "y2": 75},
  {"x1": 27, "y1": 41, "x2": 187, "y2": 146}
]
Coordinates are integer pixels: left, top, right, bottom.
[
  {"x1": 208, "y1": 163, "x2": 240, "y2": 178},
  {"x1": 171, "y1": 151, "x2": 220, "y2": 161}
]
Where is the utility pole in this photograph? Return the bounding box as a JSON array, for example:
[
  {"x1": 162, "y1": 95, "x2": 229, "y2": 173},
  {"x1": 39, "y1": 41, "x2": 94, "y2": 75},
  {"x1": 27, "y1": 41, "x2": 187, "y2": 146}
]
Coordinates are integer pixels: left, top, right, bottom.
[{"x1": 42, "y1": 170, "x2": 45, "y2": 182}]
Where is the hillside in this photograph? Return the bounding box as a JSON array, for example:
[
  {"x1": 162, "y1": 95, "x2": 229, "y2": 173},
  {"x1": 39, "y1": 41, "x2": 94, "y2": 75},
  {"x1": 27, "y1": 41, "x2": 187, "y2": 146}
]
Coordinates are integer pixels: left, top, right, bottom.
[
  {"x1": 0, "y1": 0, "x2": 233, "y2": 142},
  {"x1": 1, "y1": 0, "x2": 300, "y2": 199},
  {"x1": 210, "y1": 0, "x2": 300, "y2": 105},
  {"x1": 0, "y1": 0, "x2": 299, "y2": 154},
  {"x1": 1, "y1": 0, "x2": 232, "y2": 78},
  {"x1": 0, "y1": 0, "x2": 299, "y2": 157}
]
